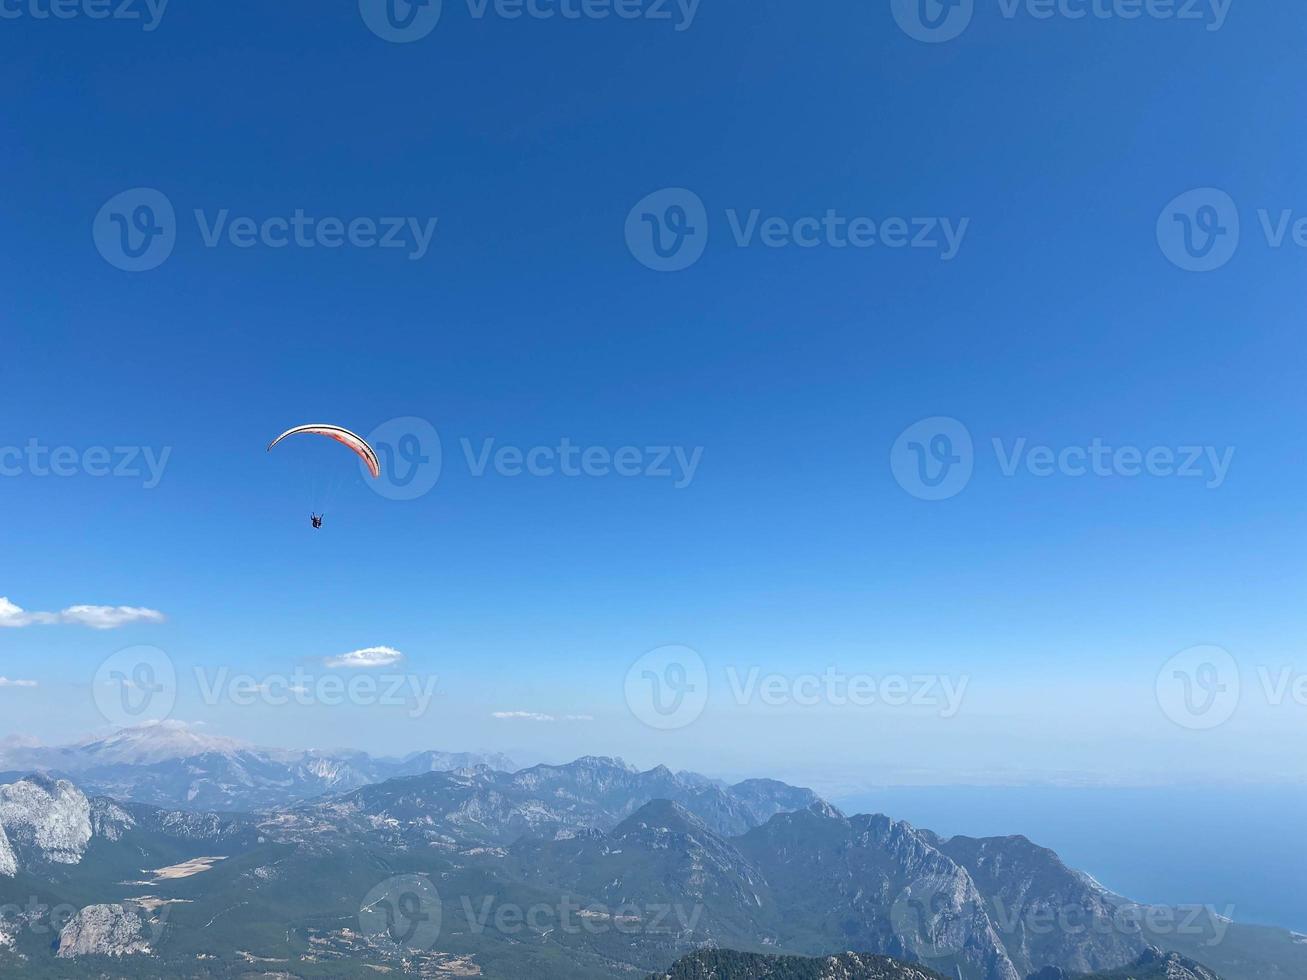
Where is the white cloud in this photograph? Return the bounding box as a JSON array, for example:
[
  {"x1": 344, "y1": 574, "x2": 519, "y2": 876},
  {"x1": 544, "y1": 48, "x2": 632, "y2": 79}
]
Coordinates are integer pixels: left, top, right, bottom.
[
  {"x1": 0, "y1": 597, "x2": 49, "y2": 627},
  {"x1": 323, "y1": 646, "x2": 405, "y2": 669},
  {"x1": 59, "y1": 605, "x2": 166, "y2": 629},
  {"x1": 0, "y1": 678, "x2": 38, "y2": 688},
  {"x1": 0, "y1": 597, "x2": 164, "y2": 630},
  {"x1": 492, "y1": 711, "x2": 594, "y2": 723}
]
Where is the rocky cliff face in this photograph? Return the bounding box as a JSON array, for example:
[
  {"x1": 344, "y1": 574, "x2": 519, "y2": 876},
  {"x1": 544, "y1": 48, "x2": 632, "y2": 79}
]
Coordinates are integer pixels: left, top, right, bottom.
[
  {"x1": 0, "y1": 775, "x2": 93, "y2": 873},
  {"x1": 0, "y1": 823, "x2": 16, "y2": 877},
  {"x1": 939, "y1": 834, "x2": 1147, "y2": 976},
  {"x1": 0, "y1": 774, "x2": 248, "y2": 878},
  {"x1": 56, "y1": 904, "x2": 152, "y2": 958},
  {"x1": 733, "y1": 806, "x2": 1021, "y2": 980}
]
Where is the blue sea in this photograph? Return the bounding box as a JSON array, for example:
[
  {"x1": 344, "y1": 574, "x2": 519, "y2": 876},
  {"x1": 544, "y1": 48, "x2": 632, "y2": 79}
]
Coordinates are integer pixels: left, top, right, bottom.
[{"x1": 833, "y1": 785, "x2": 1307, "y2": 935}]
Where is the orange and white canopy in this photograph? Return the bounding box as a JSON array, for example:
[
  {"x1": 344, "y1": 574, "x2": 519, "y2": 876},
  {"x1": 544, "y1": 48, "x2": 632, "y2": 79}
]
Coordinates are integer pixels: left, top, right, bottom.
[{"x1": 266, "y1": 424, "x2": 380, "y2": 479}]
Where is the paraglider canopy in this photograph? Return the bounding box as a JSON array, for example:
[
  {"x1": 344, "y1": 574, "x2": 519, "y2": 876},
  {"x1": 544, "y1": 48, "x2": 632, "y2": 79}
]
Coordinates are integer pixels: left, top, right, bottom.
[{"x1": 267, "y1": 424, "x2": 380, "y2": 479}]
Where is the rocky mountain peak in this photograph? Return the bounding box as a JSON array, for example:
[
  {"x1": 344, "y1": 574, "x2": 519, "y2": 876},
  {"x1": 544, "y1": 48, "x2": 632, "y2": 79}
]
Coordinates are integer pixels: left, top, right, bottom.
[
  {"x1": 0, "y1": 775, "x2": 93, "y2": 873},
  {"x1": 75, "y1": 722, "x2": 249, "y2": 765},
  {"x1": 56, "y1": 903, "x2": 153, "y2": 958},
  {"x1": 613, "y1": 798, "x2": 711, "y2": 839}
]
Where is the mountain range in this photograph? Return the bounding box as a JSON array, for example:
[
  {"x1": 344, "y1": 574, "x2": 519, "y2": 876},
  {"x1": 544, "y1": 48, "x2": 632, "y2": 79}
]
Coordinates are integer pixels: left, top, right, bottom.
[
  {"x1": 0, "y1": 722, "x2": 517, "y2": 812},
  {"x1": 0, "y1": 728, "x2": 1302, "y2": 980},
  {"x1": 647, "y1": 947, "x2": 1223, "y2": 980}
]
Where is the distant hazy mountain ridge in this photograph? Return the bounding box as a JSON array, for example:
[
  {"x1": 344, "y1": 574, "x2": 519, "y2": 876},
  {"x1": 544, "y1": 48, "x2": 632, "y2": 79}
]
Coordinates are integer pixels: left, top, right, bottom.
[
  {"x1": 0, "y1": 722, "x2": 517, "y2": 811},
  {"x1": 277, "y1": 755, "x2": 827, "y2": 846}
]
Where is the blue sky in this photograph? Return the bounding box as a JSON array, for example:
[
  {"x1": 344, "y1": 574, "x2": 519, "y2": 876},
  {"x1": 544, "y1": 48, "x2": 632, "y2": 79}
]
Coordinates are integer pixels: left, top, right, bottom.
[{"x1": 2, "y1": 1, "x2": 1305, "y2": 788}]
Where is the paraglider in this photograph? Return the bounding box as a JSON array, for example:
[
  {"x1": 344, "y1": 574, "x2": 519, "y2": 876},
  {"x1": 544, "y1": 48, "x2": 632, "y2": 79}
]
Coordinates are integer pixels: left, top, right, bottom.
[
  {"x1": 267, "y1": 424, "x2": 379, "y2": 527},
  {"x1": 267, "y1": 424, "x2": 380, "y2": 477}
]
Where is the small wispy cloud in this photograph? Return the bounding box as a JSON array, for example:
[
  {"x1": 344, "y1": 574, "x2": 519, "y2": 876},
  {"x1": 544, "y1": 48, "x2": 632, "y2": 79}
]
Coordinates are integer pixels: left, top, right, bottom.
[
  {"x1": 0, "y1": 597, "x2": 165, "y2": 630},
  {"x1": 323, "y1": 646, "x2": 405, "y2": 669},
  {"x1": 0, "y1": 677, "x2": 38, "y2": 688},
  {"x1": 492, "y1": 711, "x2": 594, "y2": 723},
  {"x1": 61, "y1": 605, "x2": 166, "y2": 629}
]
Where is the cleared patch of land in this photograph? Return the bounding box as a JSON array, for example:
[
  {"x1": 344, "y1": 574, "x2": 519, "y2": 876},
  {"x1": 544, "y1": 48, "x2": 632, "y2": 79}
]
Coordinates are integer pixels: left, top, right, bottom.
[{"x1": 148, "y1": 855, "x2": 227, "y2": 880}]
